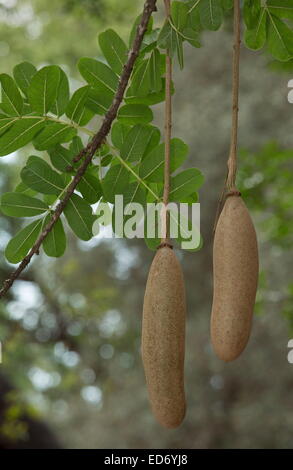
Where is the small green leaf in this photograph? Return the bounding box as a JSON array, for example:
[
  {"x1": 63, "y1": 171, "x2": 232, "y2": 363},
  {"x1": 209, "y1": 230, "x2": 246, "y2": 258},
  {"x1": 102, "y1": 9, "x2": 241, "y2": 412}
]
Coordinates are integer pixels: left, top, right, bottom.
[
  {"x1": 70, "y1": 136, "x2": 84, "y2": 155},
  {"x1": 125, "y1": 79, "x2": 169, "y2": 106},
  {"x1": 243, "y1": 0, "x2": 261, "y2": 29},
  {"x1": 149, "y1": 49, "x2": 162, "y2": 92},
  {"x1": 199, "y1": 0, "x2": 223, "y2": 31},
  {"x1": 77, "y1": 171, "x2": 103, "y2": 204},
  {"x1": 51, "y1": 67, "x2": 70, "y2": 117},
  {"x1": 85, "y1": 87, "x2": 112, "y2": 115},
  {"x1": 117, "y1": 104, "x2": 153, "y2": 125},
  {"x1": 0, "y1": 74, "x2": 23, "y2": 116},
  {"x1": 171, "y1": 1, "x2": 188, "y2": 31},
  {"x1": 13, "y1": 62, "x2": 37, "y2": 96},
  {"x1": 244, "y1": 9, "x2": 267, "y2": 50},
  {"x1": 122, "y1": 181, "x2": 146, "y2": 205},
  {"x1": 182, "y1": 27, "x2": 201, "y2": 48},
  {"x1": 66, "y1": 85, "x2": 94, "y2": 126},
  {"x1": 5, "y1": 219, "x2": 42, "y2": 264},
  {"x1": 0, "y1": 117, "x2": 45, "y2": 156},
  {"x1": 267, "y1": 14, "x2": 293, "y2": 61},
  {"x1": 169, "y1": 168, "x2": 204, "y2": 201},
  {"x1": 102, "y1": 163, "x2": 130, "y2": 203},
  {"x1": 121, "y1": 124, "x2": 159, "y2": 162},
  {"x1": 49, "y1": 144, "x2": 73, "y2": 172},
  {"x1": 131, "y1": 58, "x2": 152, "y2": 97},
  {"x1": 99, "y1": 29, "x2": 128, "y2": 74},
  {"x1": 64, "y1": 193, "x2": 94, "y2": 241},
  {"x1": 0, "y1": 192, "x2": 48, "y2": 217},
  {"x1": 27, "y1": 65, "x2": 60, "y2": 115},
  {"x1": 139, "y1": 138, "x2": 189, "y2": 182},
  {"x1": 111, "y1": 122, "x2": 130, "y2": 149},
  {"x1": 21, "y1": 156, "x2": 66, "y2": 195},
  {"x1": 78, "y1": 57, "x2": 118, "y2": 96},
  {"x1": 188, "y1": 2, "x2": 201, "y2": 32},
  {"x1": 158, "y1": 20, "x2": 177, "y2": 55},
  {"x1": 34, "y1": 122, "x2": 76, "y2": 150},
  {"x1": 42, "y1": 215, "x2": 66, "y2": 257}
]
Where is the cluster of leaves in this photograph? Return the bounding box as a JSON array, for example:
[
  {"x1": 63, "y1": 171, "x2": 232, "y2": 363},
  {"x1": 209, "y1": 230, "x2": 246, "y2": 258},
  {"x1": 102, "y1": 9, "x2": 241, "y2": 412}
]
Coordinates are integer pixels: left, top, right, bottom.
[
  {"x1": 0, "y1": 14, "x2": 204, "y2": 265},
  {"x1": 165, "y1": 1, "x2": 293, "y2": 64},
  {"x1": 0, "y1": 1, "x2": 292, "y2": 267},
  {"x1": 244, "y1": 0, "x2": 293, "y2": 61}
]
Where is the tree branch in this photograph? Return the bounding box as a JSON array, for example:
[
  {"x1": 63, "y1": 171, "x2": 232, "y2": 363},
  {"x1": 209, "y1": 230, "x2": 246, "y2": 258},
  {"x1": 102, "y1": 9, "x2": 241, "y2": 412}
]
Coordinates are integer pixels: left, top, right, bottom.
[{"x1": 0, "y1": 0, "x2": 158, "y2": 299}]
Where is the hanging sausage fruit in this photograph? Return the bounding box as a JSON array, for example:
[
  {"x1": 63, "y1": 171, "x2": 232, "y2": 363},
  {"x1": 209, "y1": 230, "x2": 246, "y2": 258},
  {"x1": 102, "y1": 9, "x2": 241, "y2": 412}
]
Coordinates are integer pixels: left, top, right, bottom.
[
  {"x1": 211, "y1": 0, "x2": 259, "y2": 362},
  {"x1": 141, "y1": 0, "x2": 186, "y2": 429}
]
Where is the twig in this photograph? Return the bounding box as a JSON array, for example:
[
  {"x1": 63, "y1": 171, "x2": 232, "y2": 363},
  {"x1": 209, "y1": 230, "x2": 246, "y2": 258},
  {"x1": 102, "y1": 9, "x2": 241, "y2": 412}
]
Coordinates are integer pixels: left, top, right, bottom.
[
  {"x1": 0, "y1": 0, "x2": 158, "y2": 299},
  {"x1": 213, "y1": 0, "x2": 241, "y2": 232},
  {"x1": 161, "y1": 0, "x2": 172, "y2": 245}
]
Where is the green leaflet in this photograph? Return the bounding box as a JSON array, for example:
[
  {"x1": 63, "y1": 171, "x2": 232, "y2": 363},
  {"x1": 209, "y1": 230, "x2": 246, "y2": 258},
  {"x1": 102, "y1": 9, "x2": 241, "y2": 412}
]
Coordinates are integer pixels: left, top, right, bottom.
[
  {"x1": 131, "y1": 48, "x2": 162, "y2": 97},
  {"x1": 51, "y1": 67, "x2": 70, "y2": 117},
  {"x1": 21, "y1": 156, "x2": 66, "y2": 195},
  {"x1": 198, "y1": 0, "x2": 223, "y2": 31},
  {"x1": 245, "y1": 9, "x2": 267, "y2": 50},
  {"x1": 158, "y1": 20, "x2": 183, "y2": 68},
  {"x1": 13, "y1": 62, "x2": 37, "y2": 96},
  {"x1": 122, "y1": 181, "x2": 146, "y2": 206},
  {"x1": 102, "y1": 163, "x2": 130, "y2": 204},
  {"x1": 121, "y1": 124, "x2": 160, "y2": 162},
  {"x1": 66, "y1": 85, "x2": 94, "y2": 126},
  {"x1": 0, "y1": 192, "x2": 48, "y2": 217},
  {"x1": 169, "y1": 168, "x2": 204, "y2": 201},
  {"x1": 0, "y1": 117, "x2": 45, "y2": 156},
  {"x1": 64, "y1": 193, "x2": 94, "y2": 241},
  {"x1": 111, "y1": 122, "x2": 130, "y2": 149},
  {"x1": 34, "y1": 122, "x2": 77, "y2": 150},
  {"x1": 85, "y1": 87, "x2": 113, "y2": 115},
  {"x1": 70, "y1": 136, "x2": 84, "y2": 155},
  {"x1": 99, "y1": 29, "x2": 128, "y2": 74},
  {"x1": 267, "y1": 13, "x2": 293, "y2": 61},
  {"x1": 42, "y1": 215, "x2": 66, "y2": 258},
  {"x1": 77, "y1": 171, "x2": 103, "y2": 204},
  {"x1": 0, "y1": 74, "x2": 23, "y2": 116},
  {"x1": 139, "y1": 138, "x2": 189, "y2": 182},
  {"x1": 117, "y1": 104, "x2": 153, "y2": 125},
  {"x1": 27, "y1": 65, "x2": 60, "y2": 115},
  {"x1": 125, "y1": 83, "x2": 166, "y2": 106},
  {"x1": 5, "y1": 218, "x2": 42, "y2": 264},
  {"x1": 49, "y1": 144, "x2": 73, "y2": 172},
  {"x1": 171, "y1": 1, "x2": 189, "y2": 31},
  {"x1": 243, "y1": 0, "x2": 261, "y2": 29},
  {"x1": 78, "y1": 57, "x2": 118, "y2": 96}
]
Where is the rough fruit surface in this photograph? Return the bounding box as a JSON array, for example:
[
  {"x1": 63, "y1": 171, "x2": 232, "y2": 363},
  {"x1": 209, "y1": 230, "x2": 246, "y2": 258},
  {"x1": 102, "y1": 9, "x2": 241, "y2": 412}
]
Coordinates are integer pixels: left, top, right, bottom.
[
  {"x1": 211, "y1": 195, "x2": 259, "y2": 362},
  {"x1": 142, "y1": 246, "x2": 186, "y2": 428}
]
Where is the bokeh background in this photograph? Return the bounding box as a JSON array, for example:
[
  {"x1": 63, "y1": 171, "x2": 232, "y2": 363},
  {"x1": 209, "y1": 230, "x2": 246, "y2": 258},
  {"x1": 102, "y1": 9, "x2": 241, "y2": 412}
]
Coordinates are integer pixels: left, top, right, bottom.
[{"x1": 0, "y1": 0, "x2": 293, "y2": 449}]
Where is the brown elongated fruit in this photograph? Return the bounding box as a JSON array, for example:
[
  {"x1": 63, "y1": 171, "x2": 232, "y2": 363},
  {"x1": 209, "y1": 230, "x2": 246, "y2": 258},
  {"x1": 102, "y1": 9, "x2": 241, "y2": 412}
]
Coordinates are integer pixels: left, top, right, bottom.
[
  {"x1": 211, "y1": 194, "x2": 259, "y2": 362},
  {"x1": 142, "y1": 246, "x2": 186, "y2": 428}
]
